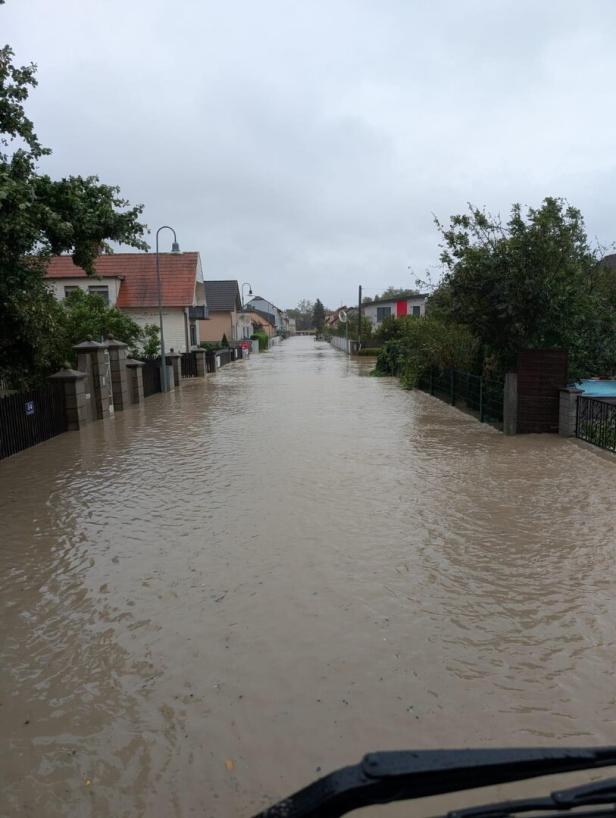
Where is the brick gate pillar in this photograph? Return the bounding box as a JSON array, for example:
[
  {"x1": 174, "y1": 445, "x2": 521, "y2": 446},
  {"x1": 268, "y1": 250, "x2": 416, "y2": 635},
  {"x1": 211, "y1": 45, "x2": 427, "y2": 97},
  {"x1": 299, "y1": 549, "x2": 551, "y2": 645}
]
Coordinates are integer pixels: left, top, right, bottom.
[
  {"x1": 49, "y1": 365, "x2": 90, "y2": 430},
  {"x1": 73, "y1": 339, "x2": 113, "y2": 420},
  {"x1": 125, "y1": 359, "x2": 145, "y2": 404},
  {"x1": 105, "y1": 336, "x2": 130, "y2": 411},
  {"x1": 193, "y1": 349, "x2": 207, "y2": 377}
]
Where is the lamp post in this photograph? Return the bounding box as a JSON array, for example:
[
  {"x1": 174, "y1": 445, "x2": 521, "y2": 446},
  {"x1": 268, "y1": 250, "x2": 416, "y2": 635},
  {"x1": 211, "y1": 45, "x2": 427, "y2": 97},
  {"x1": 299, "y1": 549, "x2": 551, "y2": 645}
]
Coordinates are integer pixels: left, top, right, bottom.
[
  {"x1": 358, "y1": 284, "x2": 362, "y2": 350},
  {"x1": 156, "y1": 225, "x2": 180, "y2": 392},
  {"x1": 241, "y1": 282, "x2": 253, "y2": 308}
]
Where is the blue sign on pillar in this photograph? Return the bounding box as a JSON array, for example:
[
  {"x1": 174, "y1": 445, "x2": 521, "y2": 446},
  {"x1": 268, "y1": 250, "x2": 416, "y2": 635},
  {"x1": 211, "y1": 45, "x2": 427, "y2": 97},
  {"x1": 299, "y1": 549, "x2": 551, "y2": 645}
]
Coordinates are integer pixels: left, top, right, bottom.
[{"x1": 25, "y1": 401, "x2": 34, "y2": 416}]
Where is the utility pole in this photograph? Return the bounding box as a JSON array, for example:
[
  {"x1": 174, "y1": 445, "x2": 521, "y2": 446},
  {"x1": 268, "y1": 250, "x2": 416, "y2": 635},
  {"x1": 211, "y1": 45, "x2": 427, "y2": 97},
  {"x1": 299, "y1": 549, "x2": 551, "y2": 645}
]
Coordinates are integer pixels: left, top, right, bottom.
[{"x1": 358, "y1": 285, "x2": 362, "y2": 350}]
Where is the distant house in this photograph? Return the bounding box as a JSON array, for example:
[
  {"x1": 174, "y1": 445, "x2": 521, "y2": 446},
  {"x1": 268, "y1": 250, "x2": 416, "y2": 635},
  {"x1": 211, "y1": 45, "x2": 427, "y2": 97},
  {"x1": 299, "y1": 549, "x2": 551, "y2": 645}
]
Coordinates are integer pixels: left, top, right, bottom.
[
  {"x1": 45, "y1": 252, "x2": 207, "y2": 352},
  {"x1": 249, "y1": 311, "x2": 275, "y2": 337},
  {"x1": 199, "y1": 280, "x2": 248, "y2": 343},
  {"x1": 246, "y1": 296, "x2": 285, "y2": 333},
  {"x1": 362, "y1": 293, "x2": 428, "y2": 329}
]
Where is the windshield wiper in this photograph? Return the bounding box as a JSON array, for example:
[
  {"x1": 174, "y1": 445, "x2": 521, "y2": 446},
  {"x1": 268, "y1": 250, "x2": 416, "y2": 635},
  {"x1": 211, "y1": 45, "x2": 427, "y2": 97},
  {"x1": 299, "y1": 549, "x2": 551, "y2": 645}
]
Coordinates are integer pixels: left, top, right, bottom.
[
  {"x1": 448, "y1": 776, "x2": 616, "y2": 818},
  {"x1": 253, "y1": 747, "x2": 616, "y2": 818}
]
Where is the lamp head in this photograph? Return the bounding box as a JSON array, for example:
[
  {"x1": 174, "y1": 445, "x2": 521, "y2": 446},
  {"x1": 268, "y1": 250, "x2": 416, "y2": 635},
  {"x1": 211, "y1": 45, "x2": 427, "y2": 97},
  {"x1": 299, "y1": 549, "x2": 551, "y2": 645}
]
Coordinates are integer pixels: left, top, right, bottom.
[{"x1": 171, "y1": 241, "x2": 180, "y2": 253}]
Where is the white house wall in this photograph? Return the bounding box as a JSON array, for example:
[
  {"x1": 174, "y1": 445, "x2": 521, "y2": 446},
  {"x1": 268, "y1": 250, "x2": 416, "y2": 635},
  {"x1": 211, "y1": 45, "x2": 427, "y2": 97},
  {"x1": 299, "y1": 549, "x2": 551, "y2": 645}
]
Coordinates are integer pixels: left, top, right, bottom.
[
  {"x1": 47, "y1": 277, "x2": 123, "y2": 304},
  {"x1": 364, "y1": 297, "x2": 427, "y2": 328},
  {"x1": 125, "y1": 308, "x2": 193, "y2": 353}
]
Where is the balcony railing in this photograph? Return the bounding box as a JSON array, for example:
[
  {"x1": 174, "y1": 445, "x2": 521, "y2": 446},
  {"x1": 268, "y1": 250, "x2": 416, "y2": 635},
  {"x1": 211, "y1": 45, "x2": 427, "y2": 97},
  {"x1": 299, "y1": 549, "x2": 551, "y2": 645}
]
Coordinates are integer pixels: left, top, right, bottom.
[{"x1": 188, "y1": 305, "x2": 208, "y2": 320}]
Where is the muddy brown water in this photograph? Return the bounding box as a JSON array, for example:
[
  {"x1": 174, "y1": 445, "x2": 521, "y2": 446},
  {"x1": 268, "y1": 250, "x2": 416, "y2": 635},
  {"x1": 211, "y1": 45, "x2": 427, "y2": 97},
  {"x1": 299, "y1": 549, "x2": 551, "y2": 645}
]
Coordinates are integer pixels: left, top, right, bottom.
[{"x1": 2, "y1": 337, "x2": 616, "y2": 818}]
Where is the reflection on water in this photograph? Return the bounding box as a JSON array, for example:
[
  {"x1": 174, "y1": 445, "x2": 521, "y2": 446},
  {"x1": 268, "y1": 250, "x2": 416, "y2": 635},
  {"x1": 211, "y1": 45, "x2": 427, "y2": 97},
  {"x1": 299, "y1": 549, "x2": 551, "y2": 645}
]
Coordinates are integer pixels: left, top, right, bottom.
[{"x1": 2, "y1": 337, "x2": 616, "y2": 817}]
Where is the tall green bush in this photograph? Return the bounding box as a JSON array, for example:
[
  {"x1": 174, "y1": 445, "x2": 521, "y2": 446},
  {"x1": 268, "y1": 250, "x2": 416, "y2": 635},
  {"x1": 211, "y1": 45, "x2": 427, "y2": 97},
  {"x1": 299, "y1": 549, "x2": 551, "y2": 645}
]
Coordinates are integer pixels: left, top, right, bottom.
[
  {"x1": 432, "y1": 197, "x2": 616, "y2": 379},
  {"x1": 374, "y1": 315, "x2": 477, "y2": 387},
  {"x1": 251, "y1": 331, "x2": 269, "y2": 351}
]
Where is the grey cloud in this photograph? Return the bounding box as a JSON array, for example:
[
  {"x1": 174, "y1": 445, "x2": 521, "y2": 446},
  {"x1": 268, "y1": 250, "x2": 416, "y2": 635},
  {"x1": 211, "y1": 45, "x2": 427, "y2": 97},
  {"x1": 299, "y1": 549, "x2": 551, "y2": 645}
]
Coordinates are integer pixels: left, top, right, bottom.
[{"x1": 5, "y1": 0, "x2": 616, "y2": 306}]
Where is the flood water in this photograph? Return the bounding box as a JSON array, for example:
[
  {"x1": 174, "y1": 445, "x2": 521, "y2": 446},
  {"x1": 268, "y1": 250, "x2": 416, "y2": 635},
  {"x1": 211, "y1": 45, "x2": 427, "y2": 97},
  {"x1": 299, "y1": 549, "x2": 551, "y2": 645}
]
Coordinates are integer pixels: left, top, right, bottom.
[{"x1": 2, "y1": 336, "x2": 616, "y2": 818}]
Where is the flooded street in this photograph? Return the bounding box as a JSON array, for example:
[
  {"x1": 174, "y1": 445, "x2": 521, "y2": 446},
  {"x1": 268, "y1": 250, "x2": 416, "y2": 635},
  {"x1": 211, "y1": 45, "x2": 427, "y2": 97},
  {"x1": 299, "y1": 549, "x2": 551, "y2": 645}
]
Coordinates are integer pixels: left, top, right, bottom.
[{"x1": 2, "y1": 336, "x2": 616, "y2": 818}]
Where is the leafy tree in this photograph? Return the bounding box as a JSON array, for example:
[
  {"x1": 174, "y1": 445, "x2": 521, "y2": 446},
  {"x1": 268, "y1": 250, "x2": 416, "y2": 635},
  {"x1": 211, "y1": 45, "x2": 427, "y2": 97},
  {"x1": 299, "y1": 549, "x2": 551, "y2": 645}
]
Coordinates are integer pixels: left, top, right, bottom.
[
  {"x1": 312, "y1": 298, "x2": 326, "y2": 332},
  {"x1": 220, "y1": 333, "x2": 229, "y2": 348},
  {"x1": 286, "y1": 299, "x2": 314, "y2": 331},
  {"x1": 0, "y1": 35, "x2": 147, "y2": 387},
  {"x1": 60, "y1": 289, "x2": 143, "y2": 361},
  {"x1": 139, "y1": 323, "x2": 160, "y2": 359},
  {"x1": 433, "y1": 197, "x2": 616, "y2": 378},
  {"x1": 333, "y1": 312, "x2": 372, "y2": 341},
  {"x1": 376, "y1": 286, "x2": 418, "y2": 300}
]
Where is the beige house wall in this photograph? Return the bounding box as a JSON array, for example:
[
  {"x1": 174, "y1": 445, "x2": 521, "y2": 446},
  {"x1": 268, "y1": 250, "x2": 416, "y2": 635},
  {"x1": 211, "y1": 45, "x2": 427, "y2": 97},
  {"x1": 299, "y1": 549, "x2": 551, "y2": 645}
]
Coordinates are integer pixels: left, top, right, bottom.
[{"x1": 199, "y1": 311, "x2": 234, "y2": 343}]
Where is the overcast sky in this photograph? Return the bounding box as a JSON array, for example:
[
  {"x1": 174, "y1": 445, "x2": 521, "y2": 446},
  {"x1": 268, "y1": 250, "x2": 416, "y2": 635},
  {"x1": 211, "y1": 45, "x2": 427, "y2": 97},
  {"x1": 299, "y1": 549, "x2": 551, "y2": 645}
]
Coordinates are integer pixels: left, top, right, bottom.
[{"x1": 4, "y1": 1, "x2": 616, "y2": 308}]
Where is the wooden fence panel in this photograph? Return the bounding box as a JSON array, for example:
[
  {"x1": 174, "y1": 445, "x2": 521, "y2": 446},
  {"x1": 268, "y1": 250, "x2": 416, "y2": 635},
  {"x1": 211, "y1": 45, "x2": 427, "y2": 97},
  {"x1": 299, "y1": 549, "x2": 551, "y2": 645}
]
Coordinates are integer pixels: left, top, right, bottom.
[{"x1": 517, "y1": 349, "x2": 568, "y2": 433}]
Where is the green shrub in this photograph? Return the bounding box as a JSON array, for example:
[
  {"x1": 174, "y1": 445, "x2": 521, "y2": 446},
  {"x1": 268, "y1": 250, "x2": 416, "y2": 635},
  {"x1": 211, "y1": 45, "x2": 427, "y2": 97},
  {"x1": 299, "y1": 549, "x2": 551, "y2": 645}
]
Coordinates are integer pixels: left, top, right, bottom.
[
  {"x1": 358, "y1": 347, "x2": 381, "y2": 356},
  {"x1": 374, "y1": 316, "x2": 477, "y2": 388},
  {"x1": 200, "y1": 341, "x2": 222, "y2": 351},
  {"x1": 221, "y1": 333, "x2": 230, "y2": 348},
  {"x1": 251, "y1": 331, "x2": 269, "y2": 351}
]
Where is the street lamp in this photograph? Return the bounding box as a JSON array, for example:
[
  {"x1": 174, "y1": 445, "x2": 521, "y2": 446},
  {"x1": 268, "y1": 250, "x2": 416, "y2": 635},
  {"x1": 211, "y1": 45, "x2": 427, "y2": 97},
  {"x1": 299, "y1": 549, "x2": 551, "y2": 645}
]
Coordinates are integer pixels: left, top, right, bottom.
[
  {"x1": 156, "y1": 225, "x2": 180, "y2": 392},
  {"x1": 241, "y1": 282, "x2": 253, "y2": 308}
]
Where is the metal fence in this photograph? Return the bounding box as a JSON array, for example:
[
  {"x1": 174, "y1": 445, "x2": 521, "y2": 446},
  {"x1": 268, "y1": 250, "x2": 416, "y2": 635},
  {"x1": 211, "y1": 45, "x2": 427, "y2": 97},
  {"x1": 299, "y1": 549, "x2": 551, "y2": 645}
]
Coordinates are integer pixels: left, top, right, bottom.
[
  {"x1": 0, "y1": 383, "x2": 67, "y2": 460},
  {"x1": 576, "y1": 396, "x2": 616, "y2": 453},
  {"x1": 417, "y1": 368, "x2": 504, "y2": 428},
  {"x1": 217, "y1": 348, "x2": 232, "y2": 367},
  {"x1": 181, "y1": 351, "x2": 197, "y2": 378},
  {"x1": 205, "y1": 351, "x2": 216, "y2": 373},
  {"x1": 141, "y1": 360, "x2": 162, "y2": 398}
]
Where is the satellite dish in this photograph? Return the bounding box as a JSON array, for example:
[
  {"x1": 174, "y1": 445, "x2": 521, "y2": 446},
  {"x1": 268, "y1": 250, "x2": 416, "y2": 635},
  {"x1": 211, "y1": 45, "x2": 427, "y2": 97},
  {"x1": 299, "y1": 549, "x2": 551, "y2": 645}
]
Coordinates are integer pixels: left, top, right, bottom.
[{"x1": 338, "y1": 309, "x2": 348, "y2": 323}]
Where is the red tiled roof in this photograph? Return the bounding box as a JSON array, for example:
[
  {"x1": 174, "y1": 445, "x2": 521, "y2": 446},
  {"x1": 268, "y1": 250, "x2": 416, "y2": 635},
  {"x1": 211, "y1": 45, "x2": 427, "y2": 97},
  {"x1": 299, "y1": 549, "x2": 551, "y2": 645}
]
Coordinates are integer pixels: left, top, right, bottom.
[{"x1": 45, "y1": 253, "x2": 200, "y2": 308}]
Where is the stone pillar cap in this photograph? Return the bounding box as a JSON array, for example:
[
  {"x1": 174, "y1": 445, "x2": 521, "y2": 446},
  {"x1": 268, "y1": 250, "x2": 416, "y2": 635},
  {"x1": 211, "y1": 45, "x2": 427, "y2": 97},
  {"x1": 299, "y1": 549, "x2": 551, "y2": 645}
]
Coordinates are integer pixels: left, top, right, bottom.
[
  {"x1": 125, "y1": 358, "x2": 145, "y2": 367},
  {"x1": 165, "y1": 351, "x2": 181, "y2": 358},
  {"x1": 49, "y1": 364, "x2": 88, "y2": 381},
  {"x1": 105, "y1": 335, "x2": 129, "y2": 349},
  {"x1": 73, "y1": 339, "x2": 105, "y2": 350}
]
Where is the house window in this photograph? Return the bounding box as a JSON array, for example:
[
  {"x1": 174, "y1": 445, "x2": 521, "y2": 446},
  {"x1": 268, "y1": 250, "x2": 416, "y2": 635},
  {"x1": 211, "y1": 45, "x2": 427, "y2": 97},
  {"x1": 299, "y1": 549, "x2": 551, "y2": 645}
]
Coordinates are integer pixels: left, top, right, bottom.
[
  {"x1": 412, "y1": 306, "x2": 421, "y2": 317},
  {"x1": 376, "y1": 306, "x2": 392, "y2": 323},
  {"x1": 64, "y1": 285, "x2": 79, "y2": 299},
  {"x1": 190, "y1": 324, "x2": 197, "y2": 347},
  {"x1": 88, "y1": 285, "x2": 110, "y2": 304}
]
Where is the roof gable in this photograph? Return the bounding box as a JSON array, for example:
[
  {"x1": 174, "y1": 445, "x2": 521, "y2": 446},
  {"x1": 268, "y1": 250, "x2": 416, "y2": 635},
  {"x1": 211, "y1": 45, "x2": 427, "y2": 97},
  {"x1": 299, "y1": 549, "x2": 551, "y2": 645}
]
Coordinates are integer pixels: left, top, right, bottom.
[
  {"x1": 45, "y1": 253, "x2": 200, "y2": 308},
  {"x1": 203, "y1": 280, "x2": 241, "y2": 312}
]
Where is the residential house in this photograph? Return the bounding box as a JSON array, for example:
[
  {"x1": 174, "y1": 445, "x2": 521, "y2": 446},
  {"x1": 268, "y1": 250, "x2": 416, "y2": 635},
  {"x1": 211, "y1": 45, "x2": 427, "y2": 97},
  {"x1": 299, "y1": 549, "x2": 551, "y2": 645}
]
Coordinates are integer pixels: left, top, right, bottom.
[
  {"x1": 362, "y1": 292, "x2": 428, "y2": 329},
  {"x1": 246, "y1": 296, "x2": 285, "y2": 333},
  {"x1": 45, "y1": 252, "x2": 207, "y2": 352},
  {"x1": 249, "y1": 312, "x2": 275, "y2": 338},
  {"x1": 199, "y1": 280, "x2": 249, "y2": 343}
]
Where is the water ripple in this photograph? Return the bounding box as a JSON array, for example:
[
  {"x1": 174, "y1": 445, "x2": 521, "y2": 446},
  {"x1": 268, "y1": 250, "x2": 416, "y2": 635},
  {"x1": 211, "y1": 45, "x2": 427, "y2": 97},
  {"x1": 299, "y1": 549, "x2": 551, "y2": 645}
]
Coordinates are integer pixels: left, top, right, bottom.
[{"x1": 2, "y1": 338, "x2": 616, "y2": 816}]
